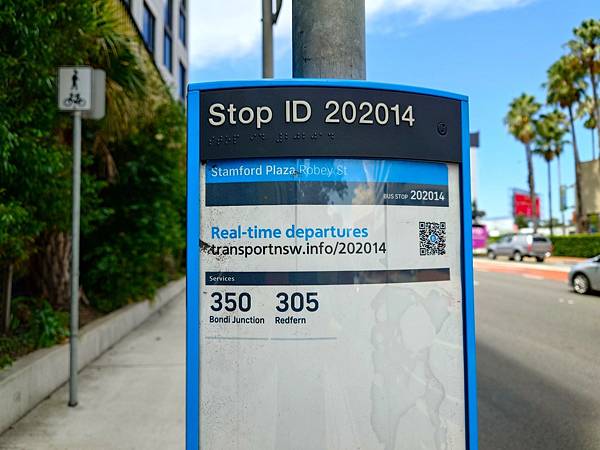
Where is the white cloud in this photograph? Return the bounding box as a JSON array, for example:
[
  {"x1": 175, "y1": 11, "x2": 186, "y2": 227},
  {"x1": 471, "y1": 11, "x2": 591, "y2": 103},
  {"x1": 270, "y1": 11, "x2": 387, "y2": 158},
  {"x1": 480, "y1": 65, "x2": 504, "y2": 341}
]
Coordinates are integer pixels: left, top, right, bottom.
[
  {"x1": 365, "y1": 0, "x2": 532, "y2": 22},
  {"x1": 189, "y1": 0, "x2": 531, "y2": 69}
]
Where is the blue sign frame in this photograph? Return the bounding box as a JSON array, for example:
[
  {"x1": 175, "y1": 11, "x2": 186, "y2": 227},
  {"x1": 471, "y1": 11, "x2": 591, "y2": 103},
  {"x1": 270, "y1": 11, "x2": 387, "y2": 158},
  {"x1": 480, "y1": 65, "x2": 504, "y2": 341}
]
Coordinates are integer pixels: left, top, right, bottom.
[{"x1": 186, "y1": 79, "x2": 477, "y2": 450}]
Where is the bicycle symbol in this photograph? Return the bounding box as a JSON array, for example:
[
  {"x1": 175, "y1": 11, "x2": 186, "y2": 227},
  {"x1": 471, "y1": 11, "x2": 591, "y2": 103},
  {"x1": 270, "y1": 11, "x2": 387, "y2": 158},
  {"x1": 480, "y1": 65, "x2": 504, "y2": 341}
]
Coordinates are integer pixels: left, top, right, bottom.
[{"x1": 63, "y1": 93, "x2": 86, "y2": 107}]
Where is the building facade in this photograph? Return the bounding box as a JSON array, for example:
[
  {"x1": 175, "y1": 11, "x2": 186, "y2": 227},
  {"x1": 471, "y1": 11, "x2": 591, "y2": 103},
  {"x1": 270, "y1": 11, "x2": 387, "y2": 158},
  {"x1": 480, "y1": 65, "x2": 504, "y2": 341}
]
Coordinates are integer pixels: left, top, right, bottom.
[{"x1": 122, "y1": 0, "x2": 189, "y2": 101}]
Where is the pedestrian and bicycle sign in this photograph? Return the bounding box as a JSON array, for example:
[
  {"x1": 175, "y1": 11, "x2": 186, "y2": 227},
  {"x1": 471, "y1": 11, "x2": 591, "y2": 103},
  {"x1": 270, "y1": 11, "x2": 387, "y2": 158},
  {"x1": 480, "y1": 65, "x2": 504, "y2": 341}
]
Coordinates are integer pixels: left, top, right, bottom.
[
  {"x1": 186, "y1": 80, "x2": 478, "y2": 450},
  {"x1": 58, "y1": 66, "x2": 92, "y2": 111}
]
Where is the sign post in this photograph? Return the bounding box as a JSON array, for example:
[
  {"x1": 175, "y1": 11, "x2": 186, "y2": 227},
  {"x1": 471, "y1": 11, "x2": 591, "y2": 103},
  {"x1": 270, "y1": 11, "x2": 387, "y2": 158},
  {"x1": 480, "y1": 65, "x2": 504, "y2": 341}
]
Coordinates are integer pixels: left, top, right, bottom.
[
  {"x1": 58, "y1": 66, "x2": 105, "y2": 407},
  {"x1": 186, "y1": 80, "x2": 477, "y2": 450}
]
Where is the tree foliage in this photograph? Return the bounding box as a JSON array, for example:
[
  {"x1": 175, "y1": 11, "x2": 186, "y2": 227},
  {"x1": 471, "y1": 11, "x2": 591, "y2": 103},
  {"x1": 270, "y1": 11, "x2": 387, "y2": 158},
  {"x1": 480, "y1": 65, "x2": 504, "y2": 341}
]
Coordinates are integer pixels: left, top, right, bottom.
[
  {"x1": 534, "y1": 110, "x2": 568, "y2": 163},
  {"x1": 0, "y1": 0, "x2": 185, "y2": 363},
  {"x1": 569, "y1": 19, "x2": 600, "y2": 159},
  {"x1": 82, "y1": 101, "x2": 185, "y2": 312},
  {"x1": 505, "y1": 94, "x2": 541, "y2": 145}
]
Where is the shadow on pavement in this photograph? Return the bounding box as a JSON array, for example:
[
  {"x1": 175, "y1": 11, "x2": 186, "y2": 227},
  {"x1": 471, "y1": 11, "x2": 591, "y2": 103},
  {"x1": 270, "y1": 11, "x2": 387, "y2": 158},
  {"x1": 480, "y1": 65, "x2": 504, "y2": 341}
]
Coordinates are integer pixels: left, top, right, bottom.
[{"x1": 477, "y1": 340, "x2": 599, "y2": 450}]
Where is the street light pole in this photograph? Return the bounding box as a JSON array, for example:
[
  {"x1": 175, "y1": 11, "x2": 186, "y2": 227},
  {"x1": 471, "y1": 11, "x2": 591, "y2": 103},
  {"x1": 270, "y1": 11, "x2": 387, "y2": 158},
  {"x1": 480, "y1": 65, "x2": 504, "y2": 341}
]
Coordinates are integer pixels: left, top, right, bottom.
[
  {"x1": 292, "y1": 0, "x2": 366, "y2": 79},
  {"x1": 262, "y1": 0, "x2": 283, "y2": 78}
]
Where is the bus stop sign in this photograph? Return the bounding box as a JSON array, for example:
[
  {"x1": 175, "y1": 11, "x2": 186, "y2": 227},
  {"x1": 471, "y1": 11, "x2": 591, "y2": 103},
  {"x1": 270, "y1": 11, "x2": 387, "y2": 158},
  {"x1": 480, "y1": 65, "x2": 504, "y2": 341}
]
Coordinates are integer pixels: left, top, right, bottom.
[{"x1": 186, "y1": 80, "x2": 477, "y2": 450}]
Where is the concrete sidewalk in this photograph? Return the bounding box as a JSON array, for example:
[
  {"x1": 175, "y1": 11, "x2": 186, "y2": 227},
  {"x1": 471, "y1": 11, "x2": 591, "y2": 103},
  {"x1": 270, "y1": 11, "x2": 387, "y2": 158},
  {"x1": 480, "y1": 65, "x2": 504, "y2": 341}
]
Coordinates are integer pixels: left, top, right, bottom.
[{"x1": 0, "y1": 291, "x2": 185, "y2": 450}]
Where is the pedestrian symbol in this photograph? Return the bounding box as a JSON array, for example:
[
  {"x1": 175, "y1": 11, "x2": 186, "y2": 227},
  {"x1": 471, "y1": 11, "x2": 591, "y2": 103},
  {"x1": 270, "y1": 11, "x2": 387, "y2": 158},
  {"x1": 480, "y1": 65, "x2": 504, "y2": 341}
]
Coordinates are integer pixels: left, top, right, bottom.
[{"x1": 72, "y1": 69, "x2": 79, "y2": 90}]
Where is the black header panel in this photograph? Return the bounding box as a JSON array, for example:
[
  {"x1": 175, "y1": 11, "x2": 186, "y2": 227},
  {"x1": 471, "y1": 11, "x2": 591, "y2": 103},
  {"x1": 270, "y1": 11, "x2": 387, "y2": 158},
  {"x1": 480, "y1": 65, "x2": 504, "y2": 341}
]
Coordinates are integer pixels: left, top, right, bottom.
[{"x1": 199, "y1": 86, "x2": 462, "y2": 163}]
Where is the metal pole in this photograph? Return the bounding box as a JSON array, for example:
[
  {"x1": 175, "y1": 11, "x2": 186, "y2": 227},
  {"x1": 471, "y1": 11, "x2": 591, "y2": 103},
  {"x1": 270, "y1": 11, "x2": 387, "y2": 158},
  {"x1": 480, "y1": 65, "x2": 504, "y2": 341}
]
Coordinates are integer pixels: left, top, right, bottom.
[
  {"x1": 1, "y1": 265, "x2": 13, "y2": 334},
  {"x1": 69, "y1": 111, "x2": 81, "y2": 407},
  {"x1": 558, "y1": 156, "x2": 566, "y2": 236},
  {"x1": 292, "y1": 0, "x2": 366, "y2": 79},
  {"x1": 262, "y1": 0, "x2": 274, "y2": 78},
  {"x1": 548, "y1": 161, "x2": 553, "y2": 237}
]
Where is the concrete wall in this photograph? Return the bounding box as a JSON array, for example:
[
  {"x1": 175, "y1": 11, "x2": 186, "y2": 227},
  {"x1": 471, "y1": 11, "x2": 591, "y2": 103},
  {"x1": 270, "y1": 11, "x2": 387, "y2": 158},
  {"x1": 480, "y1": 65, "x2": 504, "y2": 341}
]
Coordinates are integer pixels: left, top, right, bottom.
[
  {"x1": 0, "y1": 278, "x2": 185, "y2": 435},
  {"x1": 580, "y1": 159, "x2": 600, "y2": 216}
]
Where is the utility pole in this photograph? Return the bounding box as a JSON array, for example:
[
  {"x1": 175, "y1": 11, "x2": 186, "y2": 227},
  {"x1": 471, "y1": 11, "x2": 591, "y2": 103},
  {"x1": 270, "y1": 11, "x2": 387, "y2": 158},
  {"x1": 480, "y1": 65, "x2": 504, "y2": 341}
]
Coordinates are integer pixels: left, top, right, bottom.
[
  {"x1": 292, "y1": 0, "x2": 365, "y2": 79},
  {"x1": 547, "y1": 161, "x2": 553, "y2": 237},
  {"x1": 262, "y1": 0, "x2": 283, "y2": 78}
]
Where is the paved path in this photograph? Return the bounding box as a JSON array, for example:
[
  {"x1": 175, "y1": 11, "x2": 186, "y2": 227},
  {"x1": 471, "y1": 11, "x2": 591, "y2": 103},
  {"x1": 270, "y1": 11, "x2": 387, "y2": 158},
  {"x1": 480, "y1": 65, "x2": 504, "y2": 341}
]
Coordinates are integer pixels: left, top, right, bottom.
[{"x1": 0, "y1": 292, "x2": 185, "y2": 450}]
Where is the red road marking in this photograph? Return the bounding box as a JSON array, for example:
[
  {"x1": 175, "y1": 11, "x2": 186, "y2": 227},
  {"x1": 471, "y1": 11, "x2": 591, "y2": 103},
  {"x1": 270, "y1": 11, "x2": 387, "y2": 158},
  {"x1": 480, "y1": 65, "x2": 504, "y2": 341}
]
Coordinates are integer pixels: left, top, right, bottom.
[{"x1": 473, "y1": 260, "x2": 568, "y2": 282}]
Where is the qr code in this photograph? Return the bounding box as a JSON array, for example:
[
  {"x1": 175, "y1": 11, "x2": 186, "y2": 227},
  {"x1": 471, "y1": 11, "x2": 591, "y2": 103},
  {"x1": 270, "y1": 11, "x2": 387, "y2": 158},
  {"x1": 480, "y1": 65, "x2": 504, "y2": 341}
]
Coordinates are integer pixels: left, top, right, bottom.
[{"x1": 419, "y1": 221, "x2": 446, "y2": 256}]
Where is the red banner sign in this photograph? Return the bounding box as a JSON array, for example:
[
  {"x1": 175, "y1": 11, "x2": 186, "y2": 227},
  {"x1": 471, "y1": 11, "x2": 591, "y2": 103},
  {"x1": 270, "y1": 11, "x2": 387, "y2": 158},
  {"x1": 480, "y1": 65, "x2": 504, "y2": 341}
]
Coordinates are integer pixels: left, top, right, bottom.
[{"x1": 513, "y1": 191, "x2": 541, "y2": 218}]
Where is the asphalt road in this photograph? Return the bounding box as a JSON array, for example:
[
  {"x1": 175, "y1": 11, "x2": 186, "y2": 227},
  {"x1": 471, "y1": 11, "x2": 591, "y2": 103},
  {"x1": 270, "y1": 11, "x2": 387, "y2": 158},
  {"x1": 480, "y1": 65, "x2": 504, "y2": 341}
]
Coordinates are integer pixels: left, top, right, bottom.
[{"x1": 475, "y1": 270, "x2": 600, "y2": 450}]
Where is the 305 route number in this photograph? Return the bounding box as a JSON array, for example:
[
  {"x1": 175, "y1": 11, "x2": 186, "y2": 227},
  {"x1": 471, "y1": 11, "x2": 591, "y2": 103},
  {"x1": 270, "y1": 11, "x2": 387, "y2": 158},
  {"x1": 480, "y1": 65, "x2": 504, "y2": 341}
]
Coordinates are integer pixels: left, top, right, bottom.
[{"x1": 276, "y1": 292, "x2": 319, "y2": 312}]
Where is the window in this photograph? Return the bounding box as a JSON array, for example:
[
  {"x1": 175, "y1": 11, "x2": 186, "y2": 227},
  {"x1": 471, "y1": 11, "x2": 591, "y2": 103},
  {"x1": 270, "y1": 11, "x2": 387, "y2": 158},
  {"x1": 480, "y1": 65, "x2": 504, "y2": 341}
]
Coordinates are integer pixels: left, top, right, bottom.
[
  {"x1": 179, "y1": 62, "x2": 186, "y2": 100},
  {"x1": 163, "y1": 33, "x2": 172, "y2": 71},
  {"x1": 179, "y1": 10, "x2": 186, "y2": 45},
  {"x1": 163, "y1": 0, "x2": 173, "y2": 72},
  {"x1": 142, "y1": 3, "x2": 155, "y2": 54},
  {"x1": 164, "y1": 0, "x2": 173, "y2": 30}
]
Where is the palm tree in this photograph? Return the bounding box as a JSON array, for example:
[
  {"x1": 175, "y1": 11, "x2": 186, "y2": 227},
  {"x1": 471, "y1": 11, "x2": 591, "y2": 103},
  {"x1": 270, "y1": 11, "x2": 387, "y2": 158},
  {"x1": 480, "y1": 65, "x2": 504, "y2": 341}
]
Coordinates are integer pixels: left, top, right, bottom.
[
  {"x1": 505, "y1": 94, "x2": 541, "y2": 231},
  {"x1": 85, "y1": 0, "x2": 149, "y2": 180},
  {"x1": 546, "y1": 55, "x2": 587, "y2": 231},
  {"x1": 569, "y1": 19, "x2": 600, "y2": 159},
  {"x1": 534, "y1": 111, "x2": 569, "y2": 236}
]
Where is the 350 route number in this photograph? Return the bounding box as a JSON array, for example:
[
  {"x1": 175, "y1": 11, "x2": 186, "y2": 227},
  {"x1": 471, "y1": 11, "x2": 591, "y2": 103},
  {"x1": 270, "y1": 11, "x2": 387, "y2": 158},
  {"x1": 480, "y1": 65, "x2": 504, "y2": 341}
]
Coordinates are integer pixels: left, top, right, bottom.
[{"x1": 210, "y1": 292, "x2": 251, "y2": 312}]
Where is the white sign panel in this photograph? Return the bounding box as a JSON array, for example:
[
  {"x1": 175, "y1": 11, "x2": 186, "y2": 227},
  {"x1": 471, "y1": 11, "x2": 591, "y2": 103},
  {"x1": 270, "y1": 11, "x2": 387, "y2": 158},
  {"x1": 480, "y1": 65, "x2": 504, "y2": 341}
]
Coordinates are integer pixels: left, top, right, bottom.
[
  {"x1": 200, "y1": 158, "x2": 465, "y2": 449},
  {"x1": 58, "y1": 66, "x2": 92, "y2": 111}
]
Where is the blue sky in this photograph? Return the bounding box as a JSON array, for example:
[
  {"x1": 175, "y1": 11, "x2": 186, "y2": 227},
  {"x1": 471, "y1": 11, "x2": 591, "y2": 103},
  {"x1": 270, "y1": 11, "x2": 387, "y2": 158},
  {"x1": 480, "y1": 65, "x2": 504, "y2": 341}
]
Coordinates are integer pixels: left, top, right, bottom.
[{"x1": 189, "y1": 0, "x2": 598, "y2": 220}]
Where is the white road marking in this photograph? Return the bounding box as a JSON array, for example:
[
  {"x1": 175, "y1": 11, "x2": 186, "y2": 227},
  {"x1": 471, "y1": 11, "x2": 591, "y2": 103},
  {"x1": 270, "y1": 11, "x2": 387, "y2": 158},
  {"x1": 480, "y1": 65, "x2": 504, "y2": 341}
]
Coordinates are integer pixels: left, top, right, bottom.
[
  {"x1": 568, "y1": 299, "x2": 574, "y2": 305},
  {"x1": 474, "y1": 280, "x2": 480, "y2": 286},
  {"x1": 558, "y1": 298, "x2": 565, "y2": 303},
  {"x1": 523, "y1": 274, "x2": 544, "y2": 280}
]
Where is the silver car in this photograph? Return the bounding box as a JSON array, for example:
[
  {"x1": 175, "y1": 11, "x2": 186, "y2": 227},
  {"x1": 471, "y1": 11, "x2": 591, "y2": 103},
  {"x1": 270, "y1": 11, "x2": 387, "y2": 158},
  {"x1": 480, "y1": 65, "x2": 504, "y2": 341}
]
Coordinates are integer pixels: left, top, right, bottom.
[
  {"x1": 569, "y1": 255, "x2": 600, "y2": 294},
  {"x1": 487, "y1": 233, "x2": 553, "y2": 262}
]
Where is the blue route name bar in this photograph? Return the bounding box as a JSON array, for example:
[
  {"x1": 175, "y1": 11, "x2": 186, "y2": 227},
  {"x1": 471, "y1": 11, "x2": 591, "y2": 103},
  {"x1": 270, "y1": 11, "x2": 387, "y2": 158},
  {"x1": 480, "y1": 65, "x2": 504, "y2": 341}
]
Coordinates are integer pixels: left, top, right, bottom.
[{"x1": 205, "y1": 158, "x2": 448, "y2": 186}]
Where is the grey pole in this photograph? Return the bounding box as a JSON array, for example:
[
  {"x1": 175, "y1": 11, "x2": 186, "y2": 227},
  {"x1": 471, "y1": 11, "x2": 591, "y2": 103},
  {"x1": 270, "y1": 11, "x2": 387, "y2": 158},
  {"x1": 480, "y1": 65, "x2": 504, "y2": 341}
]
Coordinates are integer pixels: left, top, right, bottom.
[
  {"x1": 262, "y1": 0, "x2": 274, "y2": 78},
  {"x1": 69, "y1": 110, "x2": 81, "y2": 407},
  {"x1": 1, "y1": 265, "x2": 13, "y2": 334},
  {"x1": 548, "y1": 161, "x2": 553, "y2": 237},
  {"x1": 292, "y1": 0, "x2": 365, "y2": 79}
]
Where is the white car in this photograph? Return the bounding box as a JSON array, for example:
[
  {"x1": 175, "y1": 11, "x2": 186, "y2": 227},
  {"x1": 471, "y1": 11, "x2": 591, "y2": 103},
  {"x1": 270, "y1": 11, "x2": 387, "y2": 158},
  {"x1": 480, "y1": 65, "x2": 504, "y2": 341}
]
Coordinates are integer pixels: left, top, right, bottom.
[
  {"x1": 569, "y1": 255, "x2": 600, "y2": 294},
  {"x1": 487, "y1": 234, "x2": 552, "y2": 262}
]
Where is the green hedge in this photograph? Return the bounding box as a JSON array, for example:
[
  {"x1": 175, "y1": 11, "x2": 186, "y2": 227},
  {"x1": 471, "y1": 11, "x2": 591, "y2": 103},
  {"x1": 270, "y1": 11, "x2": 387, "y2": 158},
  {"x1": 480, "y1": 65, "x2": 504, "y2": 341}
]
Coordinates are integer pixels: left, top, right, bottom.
[{"x1": 551, "y1": 235, "x2": 600, "y2": 258}]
